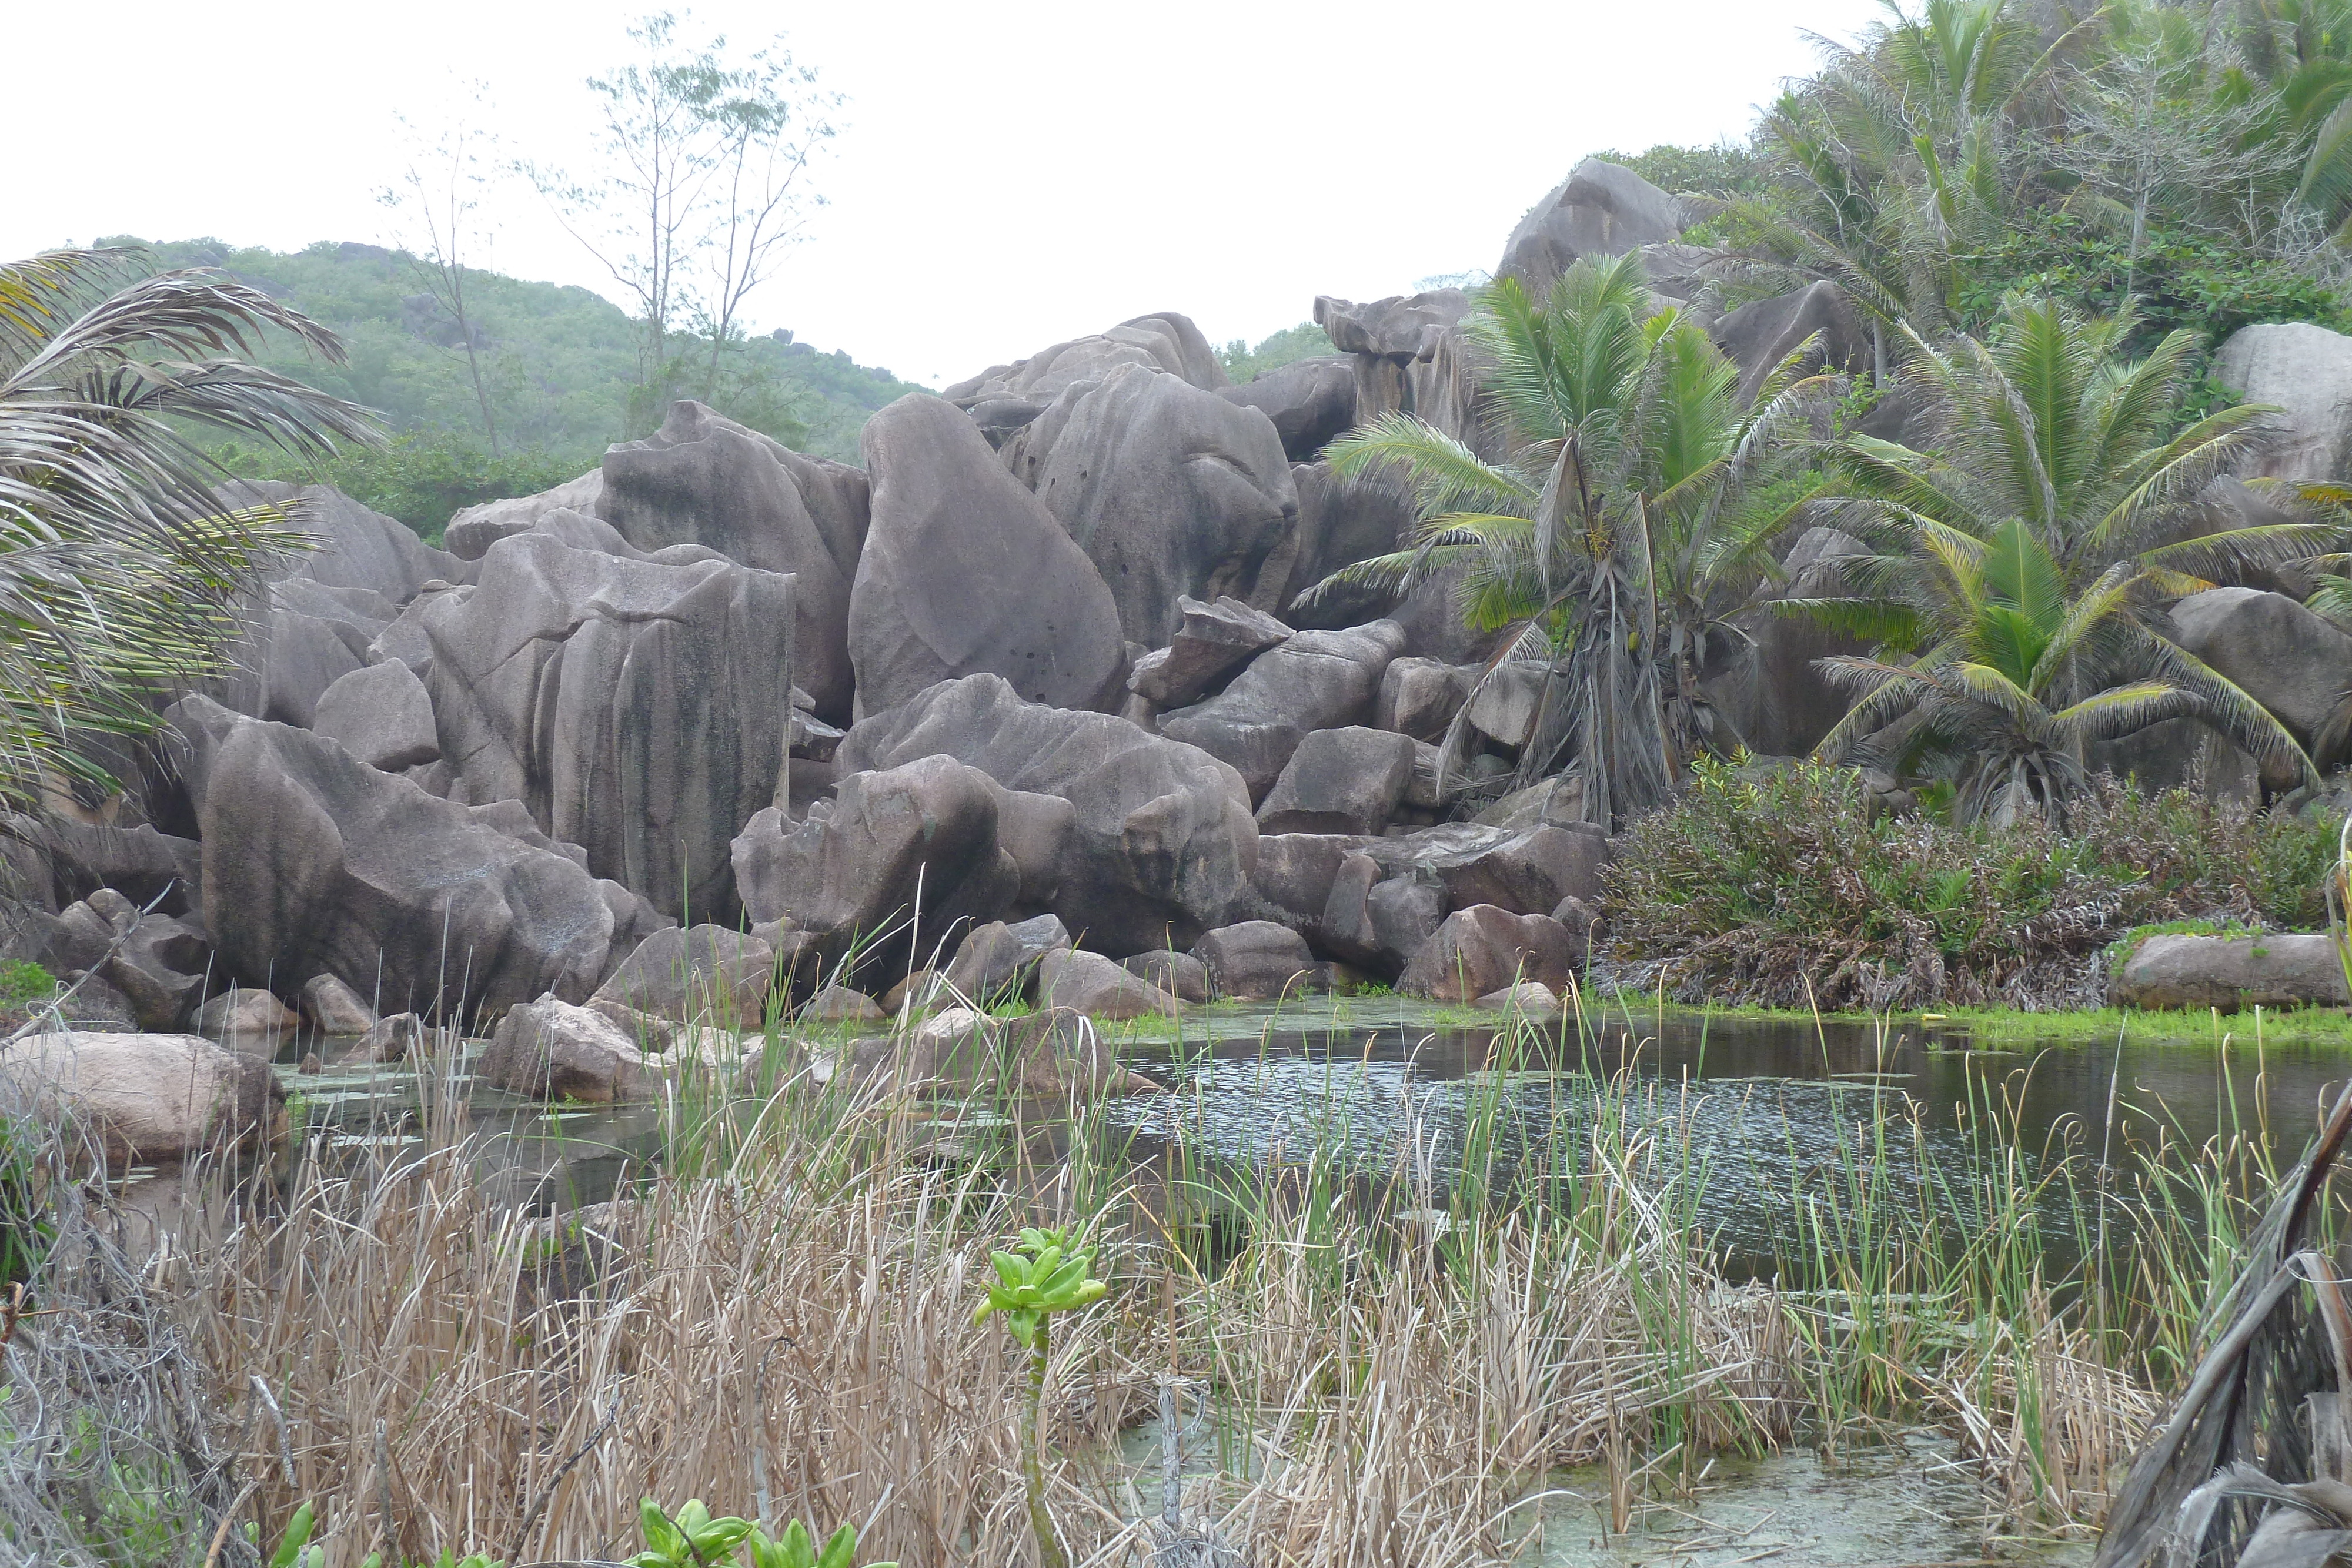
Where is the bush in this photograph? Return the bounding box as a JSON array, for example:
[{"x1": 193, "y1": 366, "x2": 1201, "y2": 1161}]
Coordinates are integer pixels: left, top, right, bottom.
[
  {"x1": 212, "y1": 429, "x2": 589, "y2": 544},
  {"x1": 1602, "y1": 758, "x2": 2337, "y2": 1010}
]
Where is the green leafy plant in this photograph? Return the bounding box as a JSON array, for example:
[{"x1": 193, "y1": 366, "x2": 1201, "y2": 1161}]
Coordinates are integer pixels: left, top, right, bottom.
[{"x1": 973, "y1": 1225, "x2": 1107, "y2": 1568}]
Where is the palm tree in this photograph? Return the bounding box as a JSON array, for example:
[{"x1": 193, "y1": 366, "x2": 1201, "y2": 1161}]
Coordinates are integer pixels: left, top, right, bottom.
[
  {"x1": 0, "y1": 248, "x2": 373, "y2": 808},
  {"x1": 1303, "y1": 252, "x2": 1831, "y2": 828},
  {"x1": 1793, "y1": 292, "x2": 2321, "y2": 814}
]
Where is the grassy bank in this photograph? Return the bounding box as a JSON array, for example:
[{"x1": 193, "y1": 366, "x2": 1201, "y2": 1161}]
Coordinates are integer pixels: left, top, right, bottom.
[{"x1": 10, "y1": 987, "x2": 2327, "y2": 1568}]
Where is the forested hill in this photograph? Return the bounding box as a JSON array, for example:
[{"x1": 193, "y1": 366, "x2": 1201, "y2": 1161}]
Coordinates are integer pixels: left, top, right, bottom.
[{"x1": 113, "y1": 236, "x2": 924, "y2": 532}]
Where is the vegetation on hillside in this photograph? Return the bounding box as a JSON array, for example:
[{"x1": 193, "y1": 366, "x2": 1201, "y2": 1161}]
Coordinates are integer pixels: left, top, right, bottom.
[{"x1": 115, "y1": 236, "x2": 919, "y2": 534}]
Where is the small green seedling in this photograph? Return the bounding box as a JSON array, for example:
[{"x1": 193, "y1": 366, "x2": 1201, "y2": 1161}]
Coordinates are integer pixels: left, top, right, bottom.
[
  {"x1": 631, "y1": 1498, "x2": 756, "y2": 1568},
  {"x1": 974, "y1": 1225, "x2": 1107, "y2": 1568}
]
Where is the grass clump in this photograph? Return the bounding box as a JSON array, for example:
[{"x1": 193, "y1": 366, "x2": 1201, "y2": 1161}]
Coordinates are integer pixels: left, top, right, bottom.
[{"x1": 1604, "y1": 758, "x2": 2336, "y2": 1011}]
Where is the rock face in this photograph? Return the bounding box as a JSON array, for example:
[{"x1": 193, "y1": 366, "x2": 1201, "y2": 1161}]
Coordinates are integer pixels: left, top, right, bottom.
[
  {"x1": 1128, "y1": 595, "x2": 1294, "y2": 708},
  {"x1": 730, "y1": 755, "x2": 1017, "y2": 957},
  {"x1": 1218, "y1": 356, "x2": 1357, "y2": 461},
  {"x1": 0, "y1": 1031, "x2": 283, "y2": 1164},
  {"x1": 1160, "y1": 620, "x2": 1408, "y2": 801},
  {"x1": 834, "y1": 674, "x2": 1258, "y2": 954},
  {"x1": 1255, "y1": 727, "x2": 1416, "y2": 836},
  {"x1": 1497, "y1": 160, "x2": 1685, "y2": 292},
  {"x1": 1399, "y1": 905, "x2": 1583, "y2": 1002},
  {"x1": 310, "y1": 660, "x2": 441, "y2": 772},
  {"x1": 477, "y1": 995, "x2": 647, "y2": 1101},
  {"x1": 1003, "y1": 365, "x2": 1299, "y2": 647},
  {"x1": 2214, "y1": 322, "x2": 2352, "y2": 482},
  {"x1": 944, "y1": 312, "x2": 1228, "y2": 412},
  {"x1": 594, "y1": 925, "x2": 776, "y2": 1027},
  {"x1": 176, "y1": 696, "x2": 661, "y2": 1023},
  {"x1": 1192, "y1": 921, "x2": 1317, "y2": 1001},
  {"x1": 2169, "y1": 586, "x2": 2352, "y2": 743},
  {"x1": 1711, "y1": 282, "x2": 1867, "y2": 404},
  {"x1": 421, "y1": 531, "x2": 793, "y2": 920},
  {"x1": 2109, "y1": 933, "x2": 2349, "y2": 1011},
  {"x1": 850, "y1": 394, "x2": 1126, "y2": 716},
  {"x1": 445, "y1": 470, "x2": 603, "y2": 561},
  {"x1": 600, "y1": 401, "x2": 870, "y2": 723},
  {"x1": 1036, "y1": 948, "x2": 1179, "y2": 1019}
]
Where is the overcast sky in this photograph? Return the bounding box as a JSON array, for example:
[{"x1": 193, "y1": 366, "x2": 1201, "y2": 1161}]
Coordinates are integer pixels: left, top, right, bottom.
[{"x1": 16, "y1": 0, "x2": 1888, "y2": 389}]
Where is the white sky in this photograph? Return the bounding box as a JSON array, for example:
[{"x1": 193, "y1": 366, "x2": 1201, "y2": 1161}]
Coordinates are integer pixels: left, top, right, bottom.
[{"x1": 15, "y1": 0, "x2": 1889, "y2": 389}]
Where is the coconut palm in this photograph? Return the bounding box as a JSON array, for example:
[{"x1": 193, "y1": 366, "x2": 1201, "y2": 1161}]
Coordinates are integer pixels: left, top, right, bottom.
[
  {"x1": 1792, "y1": 291, "x2": 2321, "y2": 812},
  {"x1": 0, "y1": 248, "x2": 373, "y2": 808},
  {"x1": 1304, "y1": 252, "x2": 1832, "y2": 828}
]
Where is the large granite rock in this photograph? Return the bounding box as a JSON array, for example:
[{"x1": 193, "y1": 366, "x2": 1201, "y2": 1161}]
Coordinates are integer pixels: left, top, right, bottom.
[
  {"x1": 477, "y1": 994, "x2": 647, "y2": 1101},
  {"x1": 1218, "y1": 356, "x2": 1357, "y2": 461},
  {"x1": 1497, "y1": 160, "x2": 1686, "y2": 293},
  {"x1": 1128, "y1": 595, "x2": 1294, "y2": 708},
  {"x1": 1003, "y1": 364, "x2": 1299, "y2": 647},
  {"x1": 310, "y1": 660, "x2": 440, "y2": 773},
  {"x1": 173, "y1": 696, "x2": 663, "y2": 1022},
  {"x1": 600, "y1": 401, "x2": 870, "y2": 723},
  {"x1": 594, "y1": 924, "x2": 776, "y2": 1027},
  {"x1": 834, "y1": 674, "x2": 1258, "y2": 953},
  {"x1": 944, "y1": 312, "x2": 1227, "y2": 410},
  {"x1": 1711, "y1": 282, "x2": 1867, "y2": 405},
  {"x1": 0, "y1": 1031, "x2": 283, "y2": 1164},
  {"x1": 1399, "y1": 905, "x2": 1582, "y2": 1001},
  {"x1": 445, "y1": 470, "x2": 603, "y2": 561},
  {"x1": 2214, "y1": 322, "x2": 2352, "y2": 482},
  {"x1": 420, "y1": 531, "x2": 793, "y2": 920},
  {"x1": 1159, "y1": 620, "x2": 1408, "y2": 801},
  {"x1": 1255, "y1": 726, "x2": 1415, "y2": 836},
  {"x1": 2110, "y1": 933, "x2": 2348, "y2": 1011},
  {"x1": 2169, "y1": 586, "x2": 2352, "y2": 743},
  {"x1": 730, "y1": 754, "x2": 1017, "y2": 957},
  {"x1": 850, "y1": 394, "x2": 1125, "y2": 716}
]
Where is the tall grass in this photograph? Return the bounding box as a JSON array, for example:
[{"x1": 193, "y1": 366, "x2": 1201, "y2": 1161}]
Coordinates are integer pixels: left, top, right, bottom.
[{"x1": 3, "y1": 984, "x2": 2324, "y2": 1566}]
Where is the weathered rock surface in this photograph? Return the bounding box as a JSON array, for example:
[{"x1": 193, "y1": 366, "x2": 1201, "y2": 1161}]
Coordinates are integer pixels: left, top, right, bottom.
[
  {"x1": 600, "y1": 401, "x2": 870, "y2": 723},
  {"x1": 594, "y1": 925, "x2": 775, "y2": 1027},
  {"x1": 445, "y1": 470, "x2": 603, "y2": 561},
  {"x1": 1218, "y1": 356, "x2": 1357, "y2": 460},
  {"x1": 421, "y1": 531, "x2": 793, "y2": 919},
  {"x1": 851, "y1": 393, "x2": 1126, "y2": 716},
  {"x1": 1192, "y1": 921, "x2": 1318, "y2": 1001},
  {"x1": 2169, "y1": 586, "x2": 2352, "y2": 743},
  {"x1": 944, "y1": 312, "x2": 1227, "y2": 409},
  {"x1": 1256, "y1": 726, "x2": 1415, "y2": 836},
  {"x1": 1160, "y1": 620, "x2": 1408, "y2": 801},
  {"x1": 300, "y1": 973, "x2": 379, "y2": 1035},
  {"x1": 1003, "y1": 364, "x2": 1299, "y2": 647},
  {"x1": 311, "y1": 660, "x2": 441, "y2": 772},
  {"x1": 1128, "y1": 595, "x2": 1294, "y2": 708},
  {"x1": 834, "y1": 674, "x2": 1258, "y2": 953},
  {"x1": 175, "y1": 696, "x2": 662, "y2": 1022},
  {"x1": 0, "y1": 1032, "x2": 283, "y2": 1164},
  {"x1": 2109, "y1": 933, "x2": 2350, "y2": 1011},
  {"x1": 1711, "y1": 282, "x2": 1867, "y2": 404},
  {"x1": 1121, "y1": 949, "x2": 1211, "y2": 1003},
  {"x1": 2214, "y1": 322, "x2": 2352, "y2": 483},
  {"x1": 1037, "y1": 948, "x2": 1180, "y2": 1019},
  {"x1": 730, "y1": 755, "x2": 1018, "y2": 955},
  {"x1": 477, "y1": 994, "x2": 647, "y2": 1101},
  {"x1": 1497, "y1": 160, "x2": 1685, "y2": 293},
  {"x1": 1399, "y1": 905, "x2": 1582, "y2": 1001},
  {"x1": 192, "y1": 988, "x2": 300, "y2": 1037}
]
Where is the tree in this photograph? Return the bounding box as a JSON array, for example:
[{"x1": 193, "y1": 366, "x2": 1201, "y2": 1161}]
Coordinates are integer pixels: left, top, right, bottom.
[
  {"x1": 379, "y1": 85, "x2": 507, "y2": 454},
  {"x1": 0, "y1": 248, "x2": 373, "y2": 807},
  {"x1": 1793, "y1": 293, "x2": 2321, "y2": 814},
  {"x1": 1308, "y1": 253, "x2": 1832, "y2": 828},
  {"x1": 528, "y1": 10, "x2": 837, "y2": 434}
]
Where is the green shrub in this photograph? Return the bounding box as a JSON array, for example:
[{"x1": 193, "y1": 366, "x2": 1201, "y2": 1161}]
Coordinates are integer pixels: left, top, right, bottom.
[{"x1": 1602, "y1": 758, "x2": 2336, "y2": 1009}]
